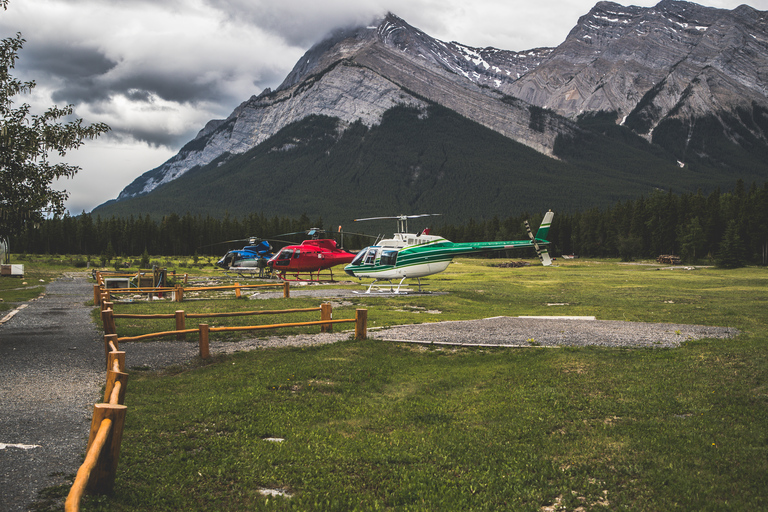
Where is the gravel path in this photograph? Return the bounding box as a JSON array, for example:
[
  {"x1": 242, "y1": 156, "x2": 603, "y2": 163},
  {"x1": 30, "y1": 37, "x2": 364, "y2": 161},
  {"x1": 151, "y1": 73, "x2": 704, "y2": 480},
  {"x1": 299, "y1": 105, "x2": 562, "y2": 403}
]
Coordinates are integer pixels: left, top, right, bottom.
[
  {"x1": 0, "y1": 274, "x2": 738, "y2": 511},
  {"x1": 0, "y1": 273, "x2": 104, "y2": 512}
]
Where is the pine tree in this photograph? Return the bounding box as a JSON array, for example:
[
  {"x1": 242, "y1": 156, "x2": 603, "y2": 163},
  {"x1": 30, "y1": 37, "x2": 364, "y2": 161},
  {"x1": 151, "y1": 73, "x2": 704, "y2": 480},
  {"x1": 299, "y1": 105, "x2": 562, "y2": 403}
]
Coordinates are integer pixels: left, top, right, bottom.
[{"x1": 716, "y1": 220, "x2": 745, "y2": 269}]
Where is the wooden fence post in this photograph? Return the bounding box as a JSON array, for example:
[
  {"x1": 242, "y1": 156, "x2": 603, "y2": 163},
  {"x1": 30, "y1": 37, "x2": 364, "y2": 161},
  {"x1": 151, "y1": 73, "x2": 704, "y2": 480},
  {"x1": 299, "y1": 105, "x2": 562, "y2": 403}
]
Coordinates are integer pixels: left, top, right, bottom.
[
  {"x1": 104, "y1": 370, "x2": 128, "y2": 405},
  {"x1": 283, "y1": 281, "x2": 290, "y2": 298},
  {"x1": 321, "y1": 302, "x2": 332, "y2": 333},
  {"x1": 355, "y1": 309, "x2": 367, "y2": 340},
  {"x1": 184, "y1": 273, "x2": 188, "y2": 285},
  {"x1": 93, "y1": 284, "x2": 101, "y2": 306},
  {"x1": 108, "y1": 351, "x2": 126, "y2": 373},
  {"x1": 103, "y1": 334, "x2": 119, "y2": 369},
  {"x1": 199, "y1": 324, "x2": 210, "y2": 359},
  {"x1": 175, "y1": 284, "x2": 183, "y2": 303},
  {"x1": 175, "y1": 310, "x2": 186, "y2": 341},
  {"x1": 85, "y1": 403, "x2": 127, "y2": 494},
  {"x1": 235, "y1": 282, "x2": 241, "y2": 299},
  {"x1": 109, "y1": 307, "x2": 117, "y2": 335},
  {"x1": 101, "y1": 308, "x2": 116, "y2": 335}
]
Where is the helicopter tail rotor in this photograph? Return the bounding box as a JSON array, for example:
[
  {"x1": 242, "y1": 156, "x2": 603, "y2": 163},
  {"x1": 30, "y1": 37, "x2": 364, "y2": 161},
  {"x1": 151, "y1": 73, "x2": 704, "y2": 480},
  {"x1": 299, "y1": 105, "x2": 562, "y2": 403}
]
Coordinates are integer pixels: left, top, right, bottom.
[{"x1": 525, "y1": 210, "x2": 554, "y2": 266}]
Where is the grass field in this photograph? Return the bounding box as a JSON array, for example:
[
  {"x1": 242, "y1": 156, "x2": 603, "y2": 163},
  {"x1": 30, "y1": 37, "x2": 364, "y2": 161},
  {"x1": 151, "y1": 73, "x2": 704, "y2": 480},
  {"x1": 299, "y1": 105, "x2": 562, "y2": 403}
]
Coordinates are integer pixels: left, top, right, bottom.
[{"x1": 14, "y1": 257, "x2": 767, "y2": 511}]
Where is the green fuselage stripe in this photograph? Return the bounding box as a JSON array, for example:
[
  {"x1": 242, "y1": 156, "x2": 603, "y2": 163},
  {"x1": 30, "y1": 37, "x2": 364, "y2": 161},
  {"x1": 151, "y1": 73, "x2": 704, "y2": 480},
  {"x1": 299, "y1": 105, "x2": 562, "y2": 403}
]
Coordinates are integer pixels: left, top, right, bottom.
[{"x1": 345, "y1": 239, "x2": 549, "y2": 274}]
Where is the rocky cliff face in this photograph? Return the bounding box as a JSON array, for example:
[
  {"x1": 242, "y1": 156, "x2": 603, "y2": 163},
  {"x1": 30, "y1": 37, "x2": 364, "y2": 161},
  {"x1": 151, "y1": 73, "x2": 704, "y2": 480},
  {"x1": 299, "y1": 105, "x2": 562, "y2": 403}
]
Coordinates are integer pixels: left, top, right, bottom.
[
  {"x1": 115, "y1": 1, "x2": 768, "y2": 202},
  {"x1": 505, "y1": 1, "x2": 768, "y2": 137},
  {"x1": 117, "y1": 13, "x2": 569, "y2": 200}
]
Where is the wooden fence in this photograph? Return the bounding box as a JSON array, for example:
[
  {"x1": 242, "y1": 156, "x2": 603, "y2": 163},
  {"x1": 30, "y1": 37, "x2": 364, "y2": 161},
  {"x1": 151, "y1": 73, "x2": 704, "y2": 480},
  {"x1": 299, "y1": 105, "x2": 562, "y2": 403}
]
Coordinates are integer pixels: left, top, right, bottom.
[
  {"x1": 92, "y1": 269, "x2": 291, "y2": 305},
  {"x1": 99, "y1": 305, "x2": 367, "y2": 358},
  {"x1": 94, "y1": 281, "x2": 291, "y2": 306},
  {"x1": 65, "y1": 337, "x2": 127, "y2": 511},
  {"x1": 66, "y1": 305, "x2": 368, "y2": 510},
  {"x1": 100, "y1": 302, "x2": 336, "y2": 341},
  {"x1": 64, "y1": 273, "x2": 369, "y2": 509}
]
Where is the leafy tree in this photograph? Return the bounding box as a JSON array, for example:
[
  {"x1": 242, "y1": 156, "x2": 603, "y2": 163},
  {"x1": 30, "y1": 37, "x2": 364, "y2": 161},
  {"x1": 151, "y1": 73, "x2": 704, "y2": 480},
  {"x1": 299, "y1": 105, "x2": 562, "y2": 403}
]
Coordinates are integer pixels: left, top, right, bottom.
[{"x1": 0, "y1": 16, "x2": 109, "y2": 251}]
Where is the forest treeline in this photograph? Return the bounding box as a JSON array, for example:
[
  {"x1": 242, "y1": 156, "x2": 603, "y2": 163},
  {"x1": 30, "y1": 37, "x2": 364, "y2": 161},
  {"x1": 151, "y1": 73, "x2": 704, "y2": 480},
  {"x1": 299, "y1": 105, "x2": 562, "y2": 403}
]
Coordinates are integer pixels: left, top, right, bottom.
[{"x1": 9, "y1": 180, "x2": 768, "y2": 266}]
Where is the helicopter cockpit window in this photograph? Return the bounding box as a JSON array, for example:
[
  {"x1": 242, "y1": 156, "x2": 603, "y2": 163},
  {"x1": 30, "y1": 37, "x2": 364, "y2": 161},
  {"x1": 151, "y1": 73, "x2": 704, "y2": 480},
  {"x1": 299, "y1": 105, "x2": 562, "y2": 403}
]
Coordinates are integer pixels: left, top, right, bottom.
[
  {"x1": 364, "y1": 248, "x2": 379, "y2": 265},
  {"x1": 277, "y1": 249, "x2": 293, "y2": 260},
  {"x1": 293, "y1": 250, "x2": 301, "y2": 259},
  {"x1": 380, "y1": 250, "x2": 398, "y2": 266},
  {"x1": 350, "y1": 249, "x2": 368, "y2": 266}
]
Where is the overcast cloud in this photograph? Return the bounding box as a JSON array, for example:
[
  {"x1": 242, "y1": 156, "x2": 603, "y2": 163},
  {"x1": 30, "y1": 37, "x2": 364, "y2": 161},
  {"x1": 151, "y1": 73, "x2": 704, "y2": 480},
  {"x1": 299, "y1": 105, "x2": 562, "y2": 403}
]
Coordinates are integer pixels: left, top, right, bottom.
[{"x1": 2, "y1": 0, "x2": 766, "y2": 214}]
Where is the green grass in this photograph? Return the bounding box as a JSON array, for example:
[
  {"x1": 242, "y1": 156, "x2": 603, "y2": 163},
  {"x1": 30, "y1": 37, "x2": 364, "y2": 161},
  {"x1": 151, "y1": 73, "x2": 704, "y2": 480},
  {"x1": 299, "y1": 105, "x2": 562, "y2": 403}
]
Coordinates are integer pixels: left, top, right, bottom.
[
  {"x1": 57, "y1": 258, "x2": 768, "y2": 510},
  {"x1": 0, "y1": 255, "x2": 77, "y2": 312}
]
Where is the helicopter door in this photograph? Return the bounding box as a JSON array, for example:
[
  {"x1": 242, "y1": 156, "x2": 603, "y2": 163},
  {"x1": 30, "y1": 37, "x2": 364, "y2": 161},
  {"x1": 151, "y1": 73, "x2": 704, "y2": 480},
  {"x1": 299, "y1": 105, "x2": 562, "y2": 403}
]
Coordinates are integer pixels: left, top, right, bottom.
[{"x1": 364, "y1": 248, "x2": 379, "y2": 265}]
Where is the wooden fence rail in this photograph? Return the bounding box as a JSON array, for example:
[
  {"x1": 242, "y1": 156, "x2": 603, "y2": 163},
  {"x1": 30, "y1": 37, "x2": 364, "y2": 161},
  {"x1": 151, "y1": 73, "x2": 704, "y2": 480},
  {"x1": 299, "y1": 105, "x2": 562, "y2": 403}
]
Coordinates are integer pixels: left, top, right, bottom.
[{"x1": 101, "y1": 303, "x2": 334, "y2": 340}]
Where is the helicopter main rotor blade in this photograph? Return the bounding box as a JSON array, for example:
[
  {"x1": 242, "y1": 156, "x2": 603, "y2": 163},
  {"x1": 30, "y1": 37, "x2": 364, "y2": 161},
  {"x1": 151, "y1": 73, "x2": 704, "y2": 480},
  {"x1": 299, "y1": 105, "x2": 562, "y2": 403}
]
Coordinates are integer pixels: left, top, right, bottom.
[
  {"x1": 354, "y1": 214, "x2": 441, "y2": 222},
  {"x1": 198, "y1": 235, "x2": 290, "y2": 249},
  {"x1": 338, "y1": 230, "x2": 378, "y2": 239},
  {"x1": 197, "y1": 238, "x2": 252, "y2": 249}
]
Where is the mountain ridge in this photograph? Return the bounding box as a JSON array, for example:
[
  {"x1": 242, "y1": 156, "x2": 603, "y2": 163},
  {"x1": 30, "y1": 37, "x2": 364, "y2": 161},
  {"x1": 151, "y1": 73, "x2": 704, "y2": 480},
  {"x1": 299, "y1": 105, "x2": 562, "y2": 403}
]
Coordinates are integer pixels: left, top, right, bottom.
[{"x1": 100, "y1": 1, "x2": 768, "y2": 221}]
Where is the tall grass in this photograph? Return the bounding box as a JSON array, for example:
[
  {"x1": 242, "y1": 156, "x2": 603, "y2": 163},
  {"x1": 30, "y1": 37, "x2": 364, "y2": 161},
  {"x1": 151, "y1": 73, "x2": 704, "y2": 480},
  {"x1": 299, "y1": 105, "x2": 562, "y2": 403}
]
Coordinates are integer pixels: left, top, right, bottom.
[{"x1": 78, "y1": 259, "x2": 767, "y2": 511}]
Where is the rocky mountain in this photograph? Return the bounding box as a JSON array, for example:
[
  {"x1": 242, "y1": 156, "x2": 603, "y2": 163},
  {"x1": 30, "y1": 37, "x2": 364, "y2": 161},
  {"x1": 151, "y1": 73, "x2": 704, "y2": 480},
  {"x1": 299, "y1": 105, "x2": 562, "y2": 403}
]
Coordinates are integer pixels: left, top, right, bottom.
[
  {"x1": 505, "y1": 1, "x2": 768, "y2": 148},
  {"x1": 111, "y1": 11, "x2": 570, "y2": 201},
  {"x1": 104, "y1": 0, "x2": 768, "y2": 217}
]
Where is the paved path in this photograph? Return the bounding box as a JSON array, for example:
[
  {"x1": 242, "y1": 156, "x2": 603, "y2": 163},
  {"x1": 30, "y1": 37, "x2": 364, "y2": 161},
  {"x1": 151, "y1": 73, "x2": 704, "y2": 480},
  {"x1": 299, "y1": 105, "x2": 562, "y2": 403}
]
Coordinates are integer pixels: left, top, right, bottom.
[{"x1": 0, "y1": 273, "x2": 103, "y2": 512}]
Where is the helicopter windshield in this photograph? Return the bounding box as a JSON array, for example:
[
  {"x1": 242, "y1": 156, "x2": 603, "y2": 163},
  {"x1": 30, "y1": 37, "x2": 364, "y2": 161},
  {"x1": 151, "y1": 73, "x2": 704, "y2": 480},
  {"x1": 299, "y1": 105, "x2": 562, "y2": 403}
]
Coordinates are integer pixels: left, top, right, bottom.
[
  {"x1": 350, "y1": 247, "x2": 379, "y2": 265},
  {"x1": 350, "y1": 249, "x2": 365, "y2": 266}
]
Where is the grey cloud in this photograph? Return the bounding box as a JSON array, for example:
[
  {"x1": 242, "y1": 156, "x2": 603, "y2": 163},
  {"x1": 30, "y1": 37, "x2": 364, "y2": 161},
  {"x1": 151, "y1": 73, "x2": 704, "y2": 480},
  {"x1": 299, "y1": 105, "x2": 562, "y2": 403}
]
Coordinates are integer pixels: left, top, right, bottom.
[
  {"x1": 18, "y1": 41, "x2": 117, "y2": 79},
  {"x1": 126, "y1": 126, "x2": 199, "y2": 149},
  {"x1": 204, "y1": 0, "x2": 382, "y2": 48}
]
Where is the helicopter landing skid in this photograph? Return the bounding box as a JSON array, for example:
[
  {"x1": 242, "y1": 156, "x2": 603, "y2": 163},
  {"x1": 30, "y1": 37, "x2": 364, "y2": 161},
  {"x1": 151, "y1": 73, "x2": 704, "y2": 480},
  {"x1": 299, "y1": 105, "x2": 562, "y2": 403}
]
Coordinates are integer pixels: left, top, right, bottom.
[
  {"x1": 277, "y1": 268, "x2": 337, "y2": 283},
  {"x1": 359, "y1": 277, "x2": 429, "y2": 294}
]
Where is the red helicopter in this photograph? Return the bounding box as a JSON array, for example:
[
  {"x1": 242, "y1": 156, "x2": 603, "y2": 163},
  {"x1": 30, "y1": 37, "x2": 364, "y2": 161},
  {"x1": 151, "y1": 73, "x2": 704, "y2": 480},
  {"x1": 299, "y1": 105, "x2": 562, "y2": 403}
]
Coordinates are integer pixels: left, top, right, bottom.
[{"x1": 267, "y1": 228, "x2": 358, "y2": 282}]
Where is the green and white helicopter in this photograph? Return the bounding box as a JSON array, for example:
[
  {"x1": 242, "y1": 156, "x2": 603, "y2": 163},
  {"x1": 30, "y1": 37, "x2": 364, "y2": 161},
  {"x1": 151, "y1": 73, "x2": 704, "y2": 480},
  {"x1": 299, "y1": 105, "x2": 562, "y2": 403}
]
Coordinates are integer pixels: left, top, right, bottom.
[{"x1": 344, "y1": 211, "x2": 554, "y2": 293}]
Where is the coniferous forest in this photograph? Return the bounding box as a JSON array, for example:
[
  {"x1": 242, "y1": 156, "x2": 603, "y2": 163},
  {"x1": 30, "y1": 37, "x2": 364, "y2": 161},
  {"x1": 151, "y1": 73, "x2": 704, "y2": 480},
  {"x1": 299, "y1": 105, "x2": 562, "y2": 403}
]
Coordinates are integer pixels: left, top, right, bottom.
[{"x1": 10, "y1": 180, "x2": 768, "y2": 267}]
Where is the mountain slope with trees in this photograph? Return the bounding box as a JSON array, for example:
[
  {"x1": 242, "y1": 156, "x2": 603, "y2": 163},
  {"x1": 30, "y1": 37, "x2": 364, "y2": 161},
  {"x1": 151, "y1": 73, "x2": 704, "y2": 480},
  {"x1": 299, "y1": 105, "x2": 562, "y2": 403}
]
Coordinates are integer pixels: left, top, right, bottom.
[{"x1": 92, "y1": 103, "x2": 768, "y2": 226}]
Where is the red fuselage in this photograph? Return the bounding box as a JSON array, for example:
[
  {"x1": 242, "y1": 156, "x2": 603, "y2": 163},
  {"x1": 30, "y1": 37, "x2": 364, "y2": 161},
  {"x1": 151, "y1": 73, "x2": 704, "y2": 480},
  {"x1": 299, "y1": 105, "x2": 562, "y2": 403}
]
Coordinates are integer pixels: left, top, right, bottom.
[{"x1": 267, "y1": 239, "x2": 356, "y2": 273}]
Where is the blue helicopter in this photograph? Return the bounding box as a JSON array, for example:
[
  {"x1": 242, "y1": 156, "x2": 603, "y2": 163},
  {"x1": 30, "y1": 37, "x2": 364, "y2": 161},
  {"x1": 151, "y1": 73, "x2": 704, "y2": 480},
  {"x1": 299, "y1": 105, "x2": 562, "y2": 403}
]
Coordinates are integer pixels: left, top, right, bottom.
[{"x1": 208, "y1": 237, "x2": 277, "y2": 270}]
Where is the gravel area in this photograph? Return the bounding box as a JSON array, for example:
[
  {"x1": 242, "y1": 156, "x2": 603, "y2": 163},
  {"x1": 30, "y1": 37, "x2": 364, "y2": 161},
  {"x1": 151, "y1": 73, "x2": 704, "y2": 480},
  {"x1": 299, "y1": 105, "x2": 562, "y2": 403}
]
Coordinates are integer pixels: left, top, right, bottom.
[
  {"x1": 0, "y1": 274, "x2": 738, "y2": 511},
  {"x1": 369, "y1": 316, "x2": 738, "y2": 348}
]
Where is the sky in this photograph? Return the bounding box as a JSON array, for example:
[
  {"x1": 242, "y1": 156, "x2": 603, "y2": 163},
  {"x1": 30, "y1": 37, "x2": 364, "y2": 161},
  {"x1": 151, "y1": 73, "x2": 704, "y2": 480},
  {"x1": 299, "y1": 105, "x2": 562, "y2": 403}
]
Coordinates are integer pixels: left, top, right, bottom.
[{"x1": 2, "y1": 0, "x2": 767, "y2": 214}]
